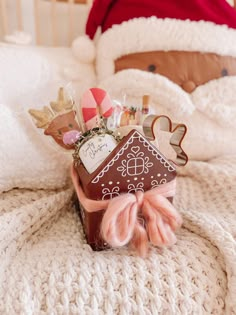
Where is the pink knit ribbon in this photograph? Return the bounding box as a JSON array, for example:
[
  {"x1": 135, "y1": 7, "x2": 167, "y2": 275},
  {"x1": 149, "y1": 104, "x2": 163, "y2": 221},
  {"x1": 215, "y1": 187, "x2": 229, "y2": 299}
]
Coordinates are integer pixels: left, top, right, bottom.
[{"x1": 71, "y1": 166, "x2": 182, "y2": 256}]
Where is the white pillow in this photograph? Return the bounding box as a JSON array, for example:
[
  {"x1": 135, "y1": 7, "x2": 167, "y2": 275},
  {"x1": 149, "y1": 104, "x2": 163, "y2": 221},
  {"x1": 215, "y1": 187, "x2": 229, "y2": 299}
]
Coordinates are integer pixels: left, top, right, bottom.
[{"x1": 0, "y1": 43, "x2": 96, "y2": 192}]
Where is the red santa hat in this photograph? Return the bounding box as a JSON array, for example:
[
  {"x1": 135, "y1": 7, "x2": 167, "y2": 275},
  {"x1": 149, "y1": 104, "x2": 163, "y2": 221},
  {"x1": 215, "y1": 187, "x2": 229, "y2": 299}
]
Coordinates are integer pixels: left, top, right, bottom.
[
  {"x1": 73, "y1": 0, "x2": 236, "y2": 79},
  {"x1": 86, "y1": 0, "x2": 236, "y2": 40}
]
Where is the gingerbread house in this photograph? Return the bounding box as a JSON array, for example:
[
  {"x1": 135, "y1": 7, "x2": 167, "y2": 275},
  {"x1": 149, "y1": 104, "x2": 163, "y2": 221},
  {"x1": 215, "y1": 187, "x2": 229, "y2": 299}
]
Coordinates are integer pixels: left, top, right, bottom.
[{"x1": 75, "y1": 129, "x2": 176, "y2": 250}]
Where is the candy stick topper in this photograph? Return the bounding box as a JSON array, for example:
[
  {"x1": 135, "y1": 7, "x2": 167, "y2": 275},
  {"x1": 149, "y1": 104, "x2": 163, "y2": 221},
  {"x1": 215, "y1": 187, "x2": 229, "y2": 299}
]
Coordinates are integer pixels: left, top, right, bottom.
[
  {"x1": 81, "y1": 88, "x2": 113, "y2": 130},
  {"x1": 142, "y1": 95, "x2": 150, "y2": 114}
]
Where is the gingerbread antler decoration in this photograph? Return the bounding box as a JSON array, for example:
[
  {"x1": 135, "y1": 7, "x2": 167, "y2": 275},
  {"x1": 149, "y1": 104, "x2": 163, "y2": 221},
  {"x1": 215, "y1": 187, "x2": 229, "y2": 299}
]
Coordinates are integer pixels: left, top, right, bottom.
[
  {"x1": 29, "y1": 87, "x2": 81, "y2": 149},
  {"x1": 29, "y1": 87, "x2": 74, "y2": 123},
  {"x1": 28, "y1": 106, "x2": 54, "y2": 129},
  {"x1": 143, "y1": 115, "x2": 188, "y2": 166},
  {"x1": 50, "y1": 87, "x2": 74, "y2": 113}
]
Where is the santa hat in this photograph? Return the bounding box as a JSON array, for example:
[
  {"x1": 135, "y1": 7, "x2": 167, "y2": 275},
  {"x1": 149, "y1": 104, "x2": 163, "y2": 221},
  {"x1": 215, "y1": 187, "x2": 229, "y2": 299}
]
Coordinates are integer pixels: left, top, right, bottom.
[
  {"x1": 85, "y1": 0, "x2": 236, "y2": 40},
  {"x1": 73, "y1": 0, "x2": 236, "y2": 79}
]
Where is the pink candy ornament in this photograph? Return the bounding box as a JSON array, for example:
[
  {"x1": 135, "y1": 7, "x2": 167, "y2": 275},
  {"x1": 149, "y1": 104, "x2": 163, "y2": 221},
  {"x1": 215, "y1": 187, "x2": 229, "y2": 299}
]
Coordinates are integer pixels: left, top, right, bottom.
[
  {"x1": 81, "y1": 88, "x2": 113, "y2": 130},
  {"x1": 63, "y1": 130, "x2": 81, "y2": 146}
]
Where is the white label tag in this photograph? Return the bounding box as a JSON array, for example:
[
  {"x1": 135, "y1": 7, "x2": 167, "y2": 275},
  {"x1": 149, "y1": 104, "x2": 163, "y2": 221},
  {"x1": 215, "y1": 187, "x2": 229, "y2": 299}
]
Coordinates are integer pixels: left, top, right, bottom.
[{"x1": 79, "y1": 134, "x2": 117, "y2": 174}]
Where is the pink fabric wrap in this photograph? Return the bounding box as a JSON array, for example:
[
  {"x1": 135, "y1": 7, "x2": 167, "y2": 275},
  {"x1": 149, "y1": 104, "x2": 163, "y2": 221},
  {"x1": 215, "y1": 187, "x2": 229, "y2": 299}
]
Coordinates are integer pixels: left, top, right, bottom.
[{"x1": 71, "y1": 166, "x2": 182, "y2": 256}]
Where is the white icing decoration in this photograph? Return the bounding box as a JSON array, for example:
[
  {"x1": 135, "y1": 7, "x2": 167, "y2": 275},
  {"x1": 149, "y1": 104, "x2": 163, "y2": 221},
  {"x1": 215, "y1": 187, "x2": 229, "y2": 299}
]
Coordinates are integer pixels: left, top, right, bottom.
[
  {"x1": 151, "y1": 178, "x2": 167, "y2": 188},
  {"x1": 91, "y1": 131, "x2": 175, "y2": 184},
  {"x1": 117, "y1": 146, "x2": 153, "y2": 177},
  {"x1": 160, "y1": 178, "x2": 167, "y2": 184},
  {"x1": 102, "y1": 186, "x2": 120, "y2": 200},
  {"x1": 128, "y1": 182, "x2": 144, "y2": 193}
]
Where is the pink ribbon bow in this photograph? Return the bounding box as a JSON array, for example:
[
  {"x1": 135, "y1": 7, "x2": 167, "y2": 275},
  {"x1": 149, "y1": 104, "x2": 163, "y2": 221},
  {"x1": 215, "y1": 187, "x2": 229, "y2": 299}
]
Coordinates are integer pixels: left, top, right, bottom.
[{"x1": 71, "y1": 166, "x2": 182, "y2": 257}]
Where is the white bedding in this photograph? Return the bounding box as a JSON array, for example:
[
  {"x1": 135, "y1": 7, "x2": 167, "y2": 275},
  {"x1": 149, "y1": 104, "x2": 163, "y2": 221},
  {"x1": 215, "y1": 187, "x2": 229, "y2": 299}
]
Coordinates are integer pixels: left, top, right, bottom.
[
  {"x1": 0, "y1": 156, "x2": 235, "y2": 314},
  {"x1": 0, "y1": 43, "x2": 95, "y2": 193},
  {"x1": 0, "y1": 42, "x2": 236, "y2": 314}
]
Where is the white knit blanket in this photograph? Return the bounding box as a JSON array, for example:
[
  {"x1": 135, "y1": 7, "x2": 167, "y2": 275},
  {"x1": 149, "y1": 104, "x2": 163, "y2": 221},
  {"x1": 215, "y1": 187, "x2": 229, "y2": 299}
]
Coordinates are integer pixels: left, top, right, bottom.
[{"x1": 0, "y1": 155, "x2": 235, "y2": 315}]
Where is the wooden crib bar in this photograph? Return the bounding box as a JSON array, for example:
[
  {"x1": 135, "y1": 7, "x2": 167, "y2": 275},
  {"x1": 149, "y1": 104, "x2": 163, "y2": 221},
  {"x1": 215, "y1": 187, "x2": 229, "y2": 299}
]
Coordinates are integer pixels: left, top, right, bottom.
[
  {"x1": 68, "y1": 0, "x2": 75, "y2": 44},
  {"x1": 0, "y1": 0, "x2": 91, "y2": 45},
  {"x1": 34, "y1": 0, "x2": 41, "y2": 45},
  {"x1": 16, "y1": 0, "x2": 23, "y2": 31},
  {"x1": 50, "y1": 0, "x2": 58, "y2": 46},
  {"x1": 0, "y1": 0, "x2": 8, "y2": 35}
]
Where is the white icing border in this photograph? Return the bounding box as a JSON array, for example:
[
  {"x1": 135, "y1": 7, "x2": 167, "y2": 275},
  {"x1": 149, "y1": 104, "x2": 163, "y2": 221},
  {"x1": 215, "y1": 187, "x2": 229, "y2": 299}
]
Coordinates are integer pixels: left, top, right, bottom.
[{"x1": 91, "y1": 131, "x2": 175, "y2": 184}]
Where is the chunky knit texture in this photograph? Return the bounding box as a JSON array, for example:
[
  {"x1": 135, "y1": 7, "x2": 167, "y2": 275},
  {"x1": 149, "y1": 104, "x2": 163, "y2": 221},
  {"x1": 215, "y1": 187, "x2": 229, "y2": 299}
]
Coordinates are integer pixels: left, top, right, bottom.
[{"x1": 0, "y1": 155, "x2": 235, "y2": 314}]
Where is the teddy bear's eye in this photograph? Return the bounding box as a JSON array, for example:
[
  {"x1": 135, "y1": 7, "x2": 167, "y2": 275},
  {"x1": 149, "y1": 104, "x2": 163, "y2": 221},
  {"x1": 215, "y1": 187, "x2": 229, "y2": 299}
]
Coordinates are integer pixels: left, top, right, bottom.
[
  {"x1": 148, "y1": 64, "x2": 156, "y2": 72},
  {"x1": 68, "y1": 124, "x2": 73, "y2": 128},
  {"x1": 58, "y1": 130, "x2": 62, "y2": 135},
  {"x1": 221, "y1": 68, "x2": 228, "y2": 77}
]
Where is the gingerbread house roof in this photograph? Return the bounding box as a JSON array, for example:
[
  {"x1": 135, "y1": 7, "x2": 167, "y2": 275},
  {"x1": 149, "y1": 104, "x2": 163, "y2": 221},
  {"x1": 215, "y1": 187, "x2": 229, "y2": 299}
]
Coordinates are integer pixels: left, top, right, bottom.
[{"x1": 77, "y1": 129, "x2": 176, "y2": 200}]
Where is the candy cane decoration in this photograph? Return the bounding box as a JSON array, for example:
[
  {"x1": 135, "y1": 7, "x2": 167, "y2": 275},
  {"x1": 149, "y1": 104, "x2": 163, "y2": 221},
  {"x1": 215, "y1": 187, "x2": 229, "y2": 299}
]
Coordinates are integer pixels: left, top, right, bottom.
[{"x1": 81, "y1": 88, "x2": 113, "y2": 130}]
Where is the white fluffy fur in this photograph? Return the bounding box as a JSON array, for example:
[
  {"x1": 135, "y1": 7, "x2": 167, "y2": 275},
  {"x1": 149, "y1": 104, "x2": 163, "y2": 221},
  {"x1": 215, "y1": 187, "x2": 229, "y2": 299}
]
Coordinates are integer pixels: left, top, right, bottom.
[
  {"x1": 0, "y1": 104, "x2": 71, "y2": 192},
  {"x1": 96, "y1": 18, "x2": 236, "y2": 81},
  {"x1": 72, "y1": 35, "x2": 96, "y2": 63},
  {"x1": 99, "y1": 70, "x2": 236, "y2": 161},
  {"x1": 191, "y1": 76, "x2": 236, "y2": 127},
  {"x1": 100, "y1": 69, "x2": 195, "y2": 115}
]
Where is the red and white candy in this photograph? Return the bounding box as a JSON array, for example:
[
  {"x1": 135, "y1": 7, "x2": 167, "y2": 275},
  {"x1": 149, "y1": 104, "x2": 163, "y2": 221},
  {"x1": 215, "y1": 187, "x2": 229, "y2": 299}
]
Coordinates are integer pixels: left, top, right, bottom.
[{"x1": 81, "y1": 88, "x2": 113, "y2": 130}]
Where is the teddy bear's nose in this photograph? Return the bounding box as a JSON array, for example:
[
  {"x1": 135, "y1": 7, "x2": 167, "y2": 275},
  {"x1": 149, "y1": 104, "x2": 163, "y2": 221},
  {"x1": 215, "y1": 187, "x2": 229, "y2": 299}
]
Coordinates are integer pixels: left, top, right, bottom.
[{"x1": 182, "y1": 80, "x2": 197, "y2": 93}]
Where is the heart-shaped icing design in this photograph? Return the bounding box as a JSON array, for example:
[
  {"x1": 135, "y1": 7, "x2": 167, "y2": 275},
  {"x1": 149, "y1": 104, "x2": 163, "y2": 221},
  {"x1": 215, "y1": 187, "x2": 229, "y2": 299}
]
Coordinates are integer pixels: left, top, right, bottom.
[
  {"x1": 131, "y1": 146, "x2": 140, "y2": 154},
  {"x1": 143, "y1": 115, "x2": 188, "y2": 166}
]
